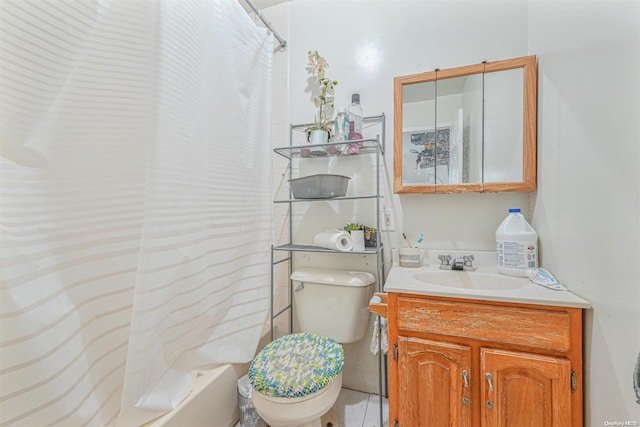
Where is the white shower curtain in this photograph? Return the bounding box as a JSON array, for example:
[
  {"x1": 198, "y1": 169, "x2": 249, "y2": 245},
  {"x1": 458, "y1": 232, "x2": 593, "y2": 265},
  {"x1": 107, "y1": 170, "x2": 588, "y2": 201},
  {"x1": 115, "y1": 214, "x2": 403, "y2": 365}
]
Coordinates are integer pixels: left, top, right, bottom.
[{"x1": 0, "y1": 0, "x2": 273, "y2": 425}]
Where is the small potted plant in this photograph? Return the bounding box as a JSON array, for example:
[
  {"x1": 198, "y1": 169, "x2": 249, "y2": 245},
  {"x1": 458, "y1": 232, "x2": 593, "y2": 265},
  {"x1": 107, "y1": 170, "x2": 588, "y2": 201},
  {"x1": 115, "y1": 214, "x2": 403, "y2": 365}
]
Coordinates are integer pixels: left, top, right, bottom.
[
  {"x1": 343, "y1": 223, "x2": 362, "y2": 232},
  {"x1": 363, "y1": 226, "x2": 378, "y2": 248}
]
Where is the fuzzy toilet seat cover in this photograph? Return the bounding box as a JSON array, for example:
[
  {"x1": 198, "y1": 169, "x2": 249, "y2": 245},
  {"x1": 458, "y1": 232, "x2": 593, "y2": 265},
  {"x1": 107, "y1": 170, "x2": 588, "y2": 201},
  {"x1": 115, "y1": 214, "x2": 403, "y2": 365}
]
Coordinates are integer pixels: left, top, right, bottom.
[{"x1": 249, "y1": 332, "x2": 344, "y2": 398}]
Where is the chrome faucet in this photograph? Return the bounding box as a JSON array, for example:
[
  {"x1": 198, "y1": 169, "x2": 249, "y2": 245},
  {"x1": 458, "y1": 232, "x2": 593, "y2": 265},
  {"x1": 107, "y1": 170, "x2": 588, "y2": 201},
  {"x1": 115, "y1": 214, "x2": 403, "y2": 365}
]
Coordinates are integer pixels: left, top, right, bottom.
[
  {"x1": 439, "y1": 254, "x2": 476, "y2": 271},
  {"x1": 451, "y1": 257, "x2": 465, "y2": 270}
]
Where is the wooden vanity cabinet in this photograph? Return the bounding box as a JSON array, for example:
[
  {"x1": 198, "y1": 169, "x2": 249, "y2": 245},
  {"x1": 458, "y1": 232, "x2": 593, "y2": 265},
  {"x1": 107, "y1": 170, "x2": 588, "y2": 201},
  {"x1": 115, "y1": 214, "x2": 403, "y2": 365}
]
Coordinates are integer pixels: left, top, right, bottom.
[{"x1": 387, "y1": 294, "x2": 583, "y2": 427}]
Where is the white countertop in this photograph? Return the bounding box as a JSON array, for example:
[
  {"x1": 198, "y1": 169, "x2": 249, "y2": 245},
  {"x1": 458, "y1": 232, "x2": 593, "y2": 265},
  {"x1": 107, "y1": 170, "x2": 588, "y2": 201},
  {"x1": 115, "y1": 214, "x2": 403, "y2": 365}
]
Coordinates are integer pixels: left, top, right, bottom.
[{"x1": 384, "y1": 250, "x2": 591, "y2": 309}]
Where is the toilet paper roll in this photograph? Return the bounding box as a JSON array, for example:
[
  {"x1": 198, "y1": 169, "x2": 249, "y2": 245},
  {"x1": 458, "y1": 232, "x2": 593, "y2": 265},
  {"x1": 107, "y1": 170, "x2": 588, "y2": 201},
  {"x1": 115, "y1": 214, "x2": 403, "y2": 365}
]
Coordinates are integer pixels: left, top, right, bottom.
[{"x1": 313, "y1": 230, "x2": 353, "y2": 251}]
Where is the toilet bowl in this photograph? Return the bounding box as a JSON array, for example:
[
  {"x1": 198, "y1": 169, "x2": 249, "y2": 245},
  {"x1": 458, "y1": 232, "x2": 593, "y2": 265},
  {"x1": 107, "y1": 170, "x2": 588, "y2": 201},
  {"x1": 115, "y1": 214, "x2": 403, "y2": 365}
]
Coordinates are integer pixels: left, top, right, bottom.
[
  {"x1": 249, "y1": 268, "x2": 375, "y2": 427},
  {"x1": 249, "y1": 333, "x2": 344, "y2": 427},
  {"x1": 251, "y1": 373, "x2": 342, "y2": 427}
]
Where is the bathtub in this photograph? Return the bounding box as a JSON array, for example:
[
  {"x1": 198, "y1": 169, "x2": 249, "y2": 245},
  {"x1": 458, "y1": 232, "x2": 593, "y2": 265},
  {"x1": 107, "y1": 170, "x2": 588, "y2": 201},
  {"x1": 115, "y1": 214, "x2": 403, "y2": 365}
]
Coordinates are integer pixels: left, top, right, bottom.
[
  {"x1": 145, "y1": 326, "x2": 271, "y2": 427},
  {"x1": 145, "y1": 363, "x2": 247, "y2": 427}
]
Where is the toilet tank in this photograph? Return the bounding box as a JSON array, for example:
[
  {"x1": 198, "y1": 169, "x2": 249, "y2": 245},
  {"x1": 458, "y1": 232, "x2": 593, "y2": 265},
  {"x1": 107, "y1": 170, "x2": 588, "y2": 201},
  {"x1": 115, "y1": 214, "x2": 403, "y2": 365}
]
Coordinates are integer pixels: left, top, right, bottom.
[{"x1": 290, "y1": 268, "x2": 375, "y2": 344}]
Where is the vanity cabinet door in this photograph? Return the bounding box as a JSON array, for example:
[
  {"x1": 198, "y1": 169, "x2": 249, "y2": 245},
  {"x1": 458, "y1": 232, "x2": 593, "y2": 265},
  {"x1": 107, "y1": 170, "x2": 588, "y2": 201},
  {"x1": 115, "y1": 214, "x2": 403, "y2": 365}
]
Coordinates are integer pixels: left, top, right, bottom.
[
  {"x1": 481, "y1": 348, "x2": 572, "y2": 427},
  {"x1": 398, "y1": 336, "x2": 472, "y2": 427}
]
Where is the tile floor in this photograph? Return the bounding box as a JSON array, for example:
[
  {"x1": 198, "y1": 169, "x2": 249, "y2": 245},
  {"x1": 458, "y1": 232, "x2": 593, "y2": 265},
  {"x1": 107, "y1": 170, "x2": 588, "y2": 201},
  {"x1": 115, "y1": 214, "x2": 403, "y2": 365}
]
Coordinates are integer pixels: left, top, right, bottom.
[
  {"x1": 332, "y1": 388, "x2": 389, "y2": 427},
  {"x1": 236, "y1": 388, "x2": 389, "y2": 427}
]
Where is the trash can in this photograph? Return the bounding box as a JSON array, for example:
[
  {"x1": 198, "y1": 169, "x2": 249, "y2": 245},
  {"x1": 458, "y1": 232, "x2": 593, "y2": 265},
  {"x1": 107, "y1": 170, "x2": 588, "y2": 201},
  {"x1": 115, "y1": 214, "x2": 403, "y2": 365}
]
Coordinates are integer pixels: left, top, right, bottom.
[{"x1": 237, "y1": 374, "x2": 266, "y2": 427}]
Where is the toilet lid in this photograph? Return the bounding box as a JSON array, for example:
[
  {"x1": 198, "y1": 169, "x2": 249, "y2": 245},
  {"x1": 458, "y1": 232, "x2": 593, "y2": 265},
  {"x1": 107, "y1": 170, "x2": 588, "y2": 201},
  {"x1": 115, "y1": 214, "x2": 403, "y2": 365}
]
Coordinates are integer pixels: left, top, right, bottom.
[{"x1": 249, "y1": 333, "x2": 344, "y2": 398}]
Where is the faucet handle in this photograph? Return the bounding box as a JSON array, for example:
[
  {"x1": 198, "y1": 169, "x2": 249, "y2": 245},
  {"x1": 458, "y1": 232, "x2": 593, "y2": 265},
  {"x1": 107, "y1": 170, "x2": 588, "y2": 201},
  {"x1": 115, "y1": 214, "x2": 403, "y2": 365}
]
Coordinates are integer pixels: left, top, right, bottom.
[
  {"x1": 462, "y1": 255, "x2": 476, "y2": 270},
  {"x1": 438, "y1": 254, "x2": 452, "y2": 269},
  {"x1": 438, "y1": 254, "x2": 451, "y2": 262}
]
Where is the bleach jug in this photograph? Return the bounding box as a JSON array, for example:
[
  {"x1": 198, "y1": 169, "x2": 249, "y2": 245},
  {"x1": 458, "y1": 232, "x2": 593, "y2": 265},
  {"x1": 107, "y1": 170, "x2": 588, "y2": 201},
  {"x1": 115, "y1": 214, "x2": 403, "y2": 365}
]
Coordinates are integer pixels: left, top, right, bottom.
[{"x1": 496, "y1": 208, "x2": 538, "y2": 277}]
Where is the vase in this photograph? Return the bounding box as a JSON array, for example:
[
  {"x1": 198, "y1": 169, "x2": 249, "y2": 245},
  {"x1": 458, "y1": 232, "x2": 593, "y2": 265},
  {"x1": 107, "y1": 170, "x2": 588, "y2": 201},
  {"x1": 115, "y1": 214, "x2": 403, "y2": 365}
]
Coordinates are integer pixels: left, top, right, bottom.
[
  {"x1": 350, "y1": 230, "x2": 365, "y2": 252},
  {"x1": 309, "y1": 129, "x2": 329, "y2": 145}
]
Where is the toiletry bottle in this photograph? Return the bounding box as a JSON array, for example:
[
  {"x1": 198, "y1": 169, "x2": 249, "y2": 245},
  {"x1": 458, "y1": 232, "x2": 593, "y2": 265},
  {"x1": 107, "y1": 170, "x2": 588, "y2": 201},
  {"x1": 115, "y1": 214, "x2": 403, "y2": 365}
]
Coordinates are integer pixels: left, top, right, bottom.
[
  {"x1": 348, "y1": 93, "x2": 363, "y2": 140},
  {"x1": 334, "y1": 107, "x2": 348, "y2": 142},
  {"x1": 496, "y1": 208, "x2": 538, "y2": 277}
]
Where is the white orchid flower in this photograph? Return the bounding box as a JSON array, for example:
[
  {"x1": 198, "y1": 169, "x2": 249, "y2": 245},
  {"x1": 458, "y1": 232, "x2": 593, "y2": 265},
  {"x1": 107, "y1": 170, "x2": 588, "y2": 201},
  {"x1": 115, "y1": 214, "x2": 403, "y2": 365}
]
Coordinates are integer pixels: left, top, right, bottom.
[{"x1": 306, "y1": 51, "x2": 338, "y2": 133}]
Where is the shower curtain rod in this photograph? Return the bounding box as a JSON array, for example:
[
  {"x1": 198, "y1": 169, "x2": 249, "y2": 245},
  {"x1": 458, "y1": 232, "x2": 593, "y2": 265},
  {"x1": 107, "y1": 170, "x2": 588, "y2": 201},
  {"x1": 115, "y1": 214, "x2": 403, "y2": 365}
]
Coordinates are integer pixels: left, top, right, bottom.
[{"x1": 243, "y1": 0, "x2": 287, "y2": 50}]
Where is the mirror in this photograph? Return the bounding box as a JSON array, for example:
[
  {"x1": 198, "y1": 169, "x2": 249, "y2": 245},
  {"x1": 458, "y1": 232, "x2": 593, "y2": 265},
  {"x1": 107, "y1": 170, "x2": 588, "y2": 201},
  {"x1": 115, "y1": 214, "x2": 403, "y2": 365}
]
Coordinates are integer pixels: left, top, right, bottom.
[{"x1": 393, "y1": 56, "x2": 537, "y2": 193}]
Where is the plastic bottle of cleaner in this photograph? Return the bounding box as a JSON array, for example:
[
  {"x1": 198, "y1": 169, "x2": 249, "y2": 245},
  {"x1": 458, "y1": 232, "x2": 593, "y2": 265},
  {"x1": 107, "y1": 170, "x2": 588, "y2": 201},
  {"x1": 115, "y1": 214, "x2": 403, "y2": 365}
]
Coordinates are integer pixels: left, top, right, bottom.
[
  {"x1": 496, "y1": 208, "x2": 538, "y2": 277},
  {"x1": 334, "y1": 107, "x2": 349, "y2": 142},
  {"x1": 348, "y1": 93, "x2": 363, "y2": 140}
]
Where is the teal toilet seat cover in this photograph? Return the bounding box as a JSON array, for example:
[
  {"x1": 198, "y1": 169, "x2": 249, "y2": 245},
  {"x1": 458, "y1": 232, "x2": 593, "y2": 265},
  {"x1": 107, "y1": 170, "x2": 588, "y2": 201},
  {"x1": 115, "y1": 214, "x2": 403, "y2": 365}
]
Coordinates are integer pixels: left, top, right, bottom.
[{"x1": 249, "y1": 333, "x2": 344, "y2": 398}]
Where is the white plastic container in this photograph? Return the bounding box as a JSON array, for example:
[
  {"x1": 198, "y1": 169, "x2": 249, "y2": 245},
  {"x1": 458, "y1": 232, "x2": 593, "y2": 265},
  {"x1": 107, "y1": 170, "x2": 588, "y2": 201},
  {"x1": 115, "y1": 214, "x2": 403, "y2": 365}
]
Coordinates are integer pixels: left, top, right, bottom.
[
  {"x1": 496, "y1": 208, "x2": 538, "y2": 277},
  {"x1": 398, "y1": 248, "x2": 422, "y2": 268}
]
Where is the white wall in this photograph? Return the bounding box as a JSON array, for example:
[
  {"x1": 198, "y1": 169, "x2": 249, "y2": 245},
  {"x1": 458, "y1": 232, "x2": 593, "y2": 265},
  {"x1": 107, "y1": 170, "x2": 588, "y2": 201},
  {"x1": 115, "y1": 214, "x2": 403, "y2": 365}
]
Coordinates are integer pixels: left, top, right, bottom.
[
  {"x1": 528, "y1": 1, "x2": 640, "y2": 423},
  {"x1": 265, "y1": 0, "x2": 640, "y2": 419}
]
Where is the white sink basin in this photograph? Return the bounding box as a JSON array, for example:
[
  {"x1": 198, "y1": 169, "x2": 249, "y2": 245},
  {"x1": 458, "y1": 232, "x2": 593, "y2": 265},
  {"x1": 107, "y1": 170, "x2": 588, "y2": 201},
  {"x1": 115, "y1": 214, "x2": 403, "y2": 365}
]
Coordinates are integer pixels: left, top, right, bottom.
[
  {"x1": 384, "y1": 250, "x2": 590, "y2": 308},
  {"x1": 411, "y1": 270, "x2": 523, "y2": 290}
]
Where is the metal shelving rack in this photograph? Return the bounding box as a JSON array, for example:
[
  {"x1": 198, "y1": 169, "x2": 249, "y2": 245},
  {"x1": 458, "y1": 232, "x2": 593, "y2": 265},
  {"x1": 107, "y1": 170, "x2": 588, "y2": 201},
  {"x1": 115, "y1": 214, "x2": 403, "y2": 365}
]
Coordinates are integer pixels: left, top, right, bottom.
[{"x1": 269, "y1": 113, "x2": 387, "y2": 426}]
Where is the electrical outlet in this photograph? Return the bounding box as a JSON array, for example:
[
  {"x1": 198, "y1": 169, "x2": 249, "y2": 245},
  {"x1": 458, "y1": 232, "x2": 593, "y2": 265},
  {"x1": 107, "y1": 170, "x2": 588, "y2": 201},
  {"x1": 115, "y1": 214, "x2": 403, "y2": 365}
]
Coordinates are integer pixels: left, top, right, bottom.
[{"x1": 382, "y1": 208, "x2": 395, "y2": 231}]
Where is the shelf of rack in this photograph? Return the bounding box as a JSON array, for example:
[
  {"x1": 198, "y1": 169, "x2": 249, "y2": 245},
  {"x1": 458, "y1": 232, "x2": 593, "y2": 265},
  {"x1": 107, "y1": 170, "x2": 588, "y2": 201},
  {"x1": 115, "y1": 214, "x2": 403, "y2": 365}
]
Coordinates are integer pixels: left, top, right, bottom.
[
  {"x1": 289, "y1": 113, "x2": 386, "y2": 132},
  {"x1": 273, "y1": 137, "x2": 383, "y2": 160},
  {"x1": 273, "y1": 194, "x2": 382, "y2": 204},
  {"x1": 273, "y1": 243, "x2": 383, "y2": 255}
]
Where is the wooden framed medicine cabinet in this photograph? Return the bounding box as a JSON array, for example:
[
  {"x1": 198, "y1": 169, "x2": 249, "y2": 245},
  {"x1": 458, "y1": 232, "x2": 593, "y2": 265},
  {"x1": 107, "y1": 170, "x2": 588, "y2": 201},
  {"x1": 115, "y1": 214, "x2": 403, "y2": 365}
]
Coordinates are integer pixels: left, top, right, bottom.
[{"x1": 393, "y1": 55, "x2": 537, "y2": 194}]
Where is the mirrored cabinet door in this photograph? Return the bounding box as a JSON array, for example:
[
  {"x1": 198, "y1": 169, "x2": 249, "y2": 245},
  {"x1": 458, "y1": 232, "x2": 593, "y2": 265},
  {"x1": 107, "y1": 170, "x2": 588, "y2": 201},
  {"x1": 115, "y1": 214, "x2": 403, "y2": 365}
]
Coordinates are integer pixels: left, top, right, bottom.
[
  {"x1": 482, "y1": 56, "x2": 537, "y2": 192},
  {"x1": 483, "y1": 67, "x2": 524, "y2": 184},
  {"x1": 434, "y1": 65, "x2": 484, "y2": 193},
  {"x1": 401, "y1": 80, "x2": 437, "y2": 187}
]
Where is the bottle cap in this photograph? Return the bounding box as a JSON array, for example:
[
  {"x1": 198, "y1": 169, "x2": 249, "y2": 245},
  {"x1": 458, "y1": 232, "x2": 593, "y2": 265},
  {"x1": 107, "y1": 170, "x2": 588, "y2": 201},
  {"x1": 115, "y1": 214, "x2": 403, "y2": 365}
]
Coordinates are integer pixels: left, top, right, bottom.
[
  {"x1": 352, "y1": 93, "x2": 360, "y2": 103},
  {"x1": 509, "y1": 208, "x2": 521, "y2": 213}
]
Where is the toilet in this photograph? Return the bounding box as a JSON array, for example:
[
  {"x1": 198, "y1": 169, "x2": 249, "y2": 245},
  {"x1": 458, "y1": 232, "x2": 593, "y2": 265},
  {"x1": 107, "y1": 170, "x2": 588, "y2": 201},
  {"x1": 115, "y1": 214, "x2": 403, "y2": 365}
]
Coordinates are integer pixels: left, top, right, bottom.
[{"x1": 248, "y1": 268, "x2": 375, "y2": 427}]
